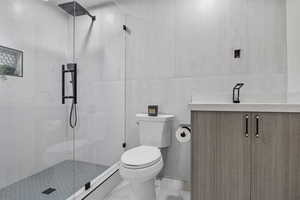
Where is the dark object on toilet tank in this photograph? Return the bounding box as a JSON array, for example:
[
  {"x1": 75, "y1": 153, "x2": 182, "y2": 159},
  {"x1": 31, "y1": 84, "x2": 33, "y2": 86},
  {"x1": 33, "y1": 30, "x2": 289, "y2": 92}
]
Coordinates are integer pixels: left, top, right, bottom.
[{"x1": 148, "y1": 105, "x2": 158, "y2": 116}]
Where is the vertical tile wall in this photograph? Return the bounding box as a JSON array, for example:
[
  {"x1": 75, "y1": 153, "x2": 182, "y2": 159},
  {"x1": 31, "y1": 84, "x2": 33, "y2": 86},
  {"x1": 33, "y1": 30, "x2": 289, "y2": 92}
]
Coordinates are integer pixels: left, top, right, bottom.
[
  {"x1": 287, "y1": 0, "x2": 300, "y2": 102},
  {"x1": 118, "y1": 0, "x2": 287, "y2": 181}
]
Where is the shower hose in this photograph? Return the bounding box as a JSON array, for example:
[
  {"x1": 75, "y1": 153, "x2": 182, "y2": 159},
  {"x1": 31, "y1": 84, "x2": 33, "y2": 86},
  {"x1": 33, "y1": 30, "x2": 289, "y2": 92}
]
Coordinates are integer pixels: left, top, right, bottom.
[{"x1": 69, "y1": 102, "x2": 78, "y2": 129}]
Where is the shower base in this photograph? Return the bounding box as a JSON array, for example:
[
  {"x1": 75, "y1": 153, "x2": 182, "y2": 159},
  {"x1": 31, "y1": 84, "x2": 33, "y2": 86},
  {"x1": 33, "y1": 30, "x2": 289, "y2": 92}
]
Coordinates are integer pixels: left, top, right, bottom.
[{"x1": 0, "y1": 160, "x2": 114, "y2": 200}]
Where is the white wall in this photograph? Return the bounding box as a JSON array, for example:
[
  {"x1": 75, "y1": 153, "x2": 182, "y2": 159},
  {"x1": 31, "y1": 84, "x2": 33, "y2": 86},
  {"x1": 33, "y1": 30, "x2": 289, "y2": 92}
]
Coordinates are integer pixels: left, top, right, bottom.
[
  {"x1": 115, "y1": 0, "x2": 287, "y2": 182},
  {"x1": 287, "y1": 0, "x2": 300, "y2": 102},
  {"x1": 0, "y1": 0, "x2": 69, "y2": 189}
]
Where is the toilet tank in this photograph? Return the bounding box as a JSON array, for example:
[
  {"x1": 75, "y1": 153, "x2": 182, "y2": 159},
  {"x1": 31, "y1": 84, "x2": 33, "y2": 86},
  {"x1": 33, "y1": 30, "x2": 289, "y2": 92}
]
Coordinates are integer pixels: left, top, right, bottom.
[{"x1": 136, "y1": 114, "x2": 174, "y2": 148}]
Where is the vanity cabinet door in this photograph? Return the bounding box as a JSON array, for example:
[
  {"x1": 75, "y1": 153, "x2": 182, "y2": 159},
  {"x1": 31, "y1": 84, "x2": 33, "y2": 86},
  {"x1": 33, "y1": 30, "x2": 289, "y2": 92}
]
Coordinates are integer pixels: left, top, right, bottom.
[
  {"x1": 192, "y1": 111, "x2": 251, "y2": 200},
  {"x1": 251, "y1": 113, "x2": 290, "y2": 200},
  {"x1": 288, "y1": 114, "x2": 300, "y2": 200},
  {"x1": 192, "y1": 111, "x2": 218, "y2": 200},
  {"x1": 216, "y1": 112, "x2": 251, "y2": 200}
]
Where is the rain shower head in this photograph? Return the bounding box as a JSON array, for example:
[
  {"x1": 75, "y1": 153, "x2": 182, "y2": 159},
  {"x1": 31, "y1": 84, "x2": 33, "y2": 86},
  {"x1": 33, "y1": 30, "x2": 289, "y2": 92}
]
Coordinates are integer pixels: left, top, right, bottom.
[{"x1": 58, "y1": 1, "x2": 96, "y2": 21}]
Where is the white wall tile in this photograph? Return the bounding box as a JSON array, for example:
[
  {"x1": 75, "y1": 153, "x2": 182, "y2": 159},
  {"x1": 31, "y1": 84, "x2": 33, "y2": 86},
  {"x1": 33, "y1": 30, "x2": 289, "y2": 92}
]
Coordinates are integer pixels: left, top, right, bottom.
[
  {"x1": 121, "y1": 0, "x2": 287, "y2": 182},
  {"x1": 287, "y1": 0, "x2": 300, "y2": 102}
]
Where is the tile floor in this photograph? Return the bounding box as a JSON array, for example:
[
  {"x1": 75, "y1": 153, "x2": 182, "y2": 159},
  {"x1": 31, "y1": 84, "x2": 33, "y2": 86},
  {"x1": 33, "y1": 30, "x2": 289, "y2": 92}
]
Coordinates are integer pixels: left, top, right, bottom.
[
  {"x1": 104, "y1": 178, "x2": 190, "y2": 200},
  {"x1": 0, "y1": 160, "x2": 108, "y2": 200}
]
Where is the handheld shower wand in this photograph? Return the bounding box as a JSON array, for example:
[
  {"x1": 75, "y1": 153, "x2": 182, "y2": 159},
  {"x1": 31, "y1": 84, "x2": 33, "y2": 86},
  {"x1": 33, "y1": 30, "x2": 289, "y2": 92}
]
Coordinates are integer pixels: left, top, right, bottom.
[
  {"x1": 69, "y1": 67, "x2": 77, "y2": 129},
  {"x1": 69, "y1": 99, "x2": 77, "y2": 129}
]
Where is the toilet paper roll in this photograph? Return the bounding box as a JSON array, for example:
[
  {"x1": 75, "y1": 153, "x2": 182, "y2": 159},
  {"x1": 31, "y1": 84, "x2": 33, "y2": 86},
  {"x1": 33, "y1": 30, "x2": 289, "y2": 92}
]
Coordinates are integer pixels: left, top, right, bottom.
[{"x1": 176, "y1": 127, "x2": 191, "y2": 143}]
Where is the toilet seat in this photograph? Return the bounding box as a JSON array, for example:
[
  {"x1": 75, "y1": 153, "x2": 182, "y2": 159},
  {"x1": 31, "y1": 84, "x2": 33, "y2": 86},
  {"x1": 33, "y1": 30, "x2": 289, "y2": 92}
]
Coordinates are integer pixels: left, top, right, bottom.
[{"x1": 121, "y1": 146, "x2": 162, "y2": 169}]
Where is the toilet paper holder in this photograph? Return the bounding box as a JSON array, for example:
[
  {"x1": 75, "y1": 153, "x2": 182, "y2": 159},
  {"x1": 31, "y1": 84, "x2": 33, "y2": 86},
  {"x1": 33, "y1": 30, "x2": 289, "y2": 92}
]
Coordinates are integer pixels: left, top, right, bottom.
[
  {"x1": 178, "y1": 124, "x2": 191, "y2": 137},
  {"x1": 179, "y1": 124, "x2": 191, "y2": 130},
  {"x1": 176, "y1": 124, "x2": 191, "y2": 143}
]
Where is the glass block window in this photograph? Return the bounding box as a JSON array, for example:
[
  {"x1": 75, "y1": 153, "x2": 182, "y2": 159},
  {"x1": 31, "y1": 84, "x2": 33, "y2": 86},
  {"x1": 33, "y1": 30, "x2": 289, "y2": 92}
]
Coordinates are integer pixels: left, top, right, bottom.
[{"x1": 0, "y1": 45, "x2": 23, "y2": 77}]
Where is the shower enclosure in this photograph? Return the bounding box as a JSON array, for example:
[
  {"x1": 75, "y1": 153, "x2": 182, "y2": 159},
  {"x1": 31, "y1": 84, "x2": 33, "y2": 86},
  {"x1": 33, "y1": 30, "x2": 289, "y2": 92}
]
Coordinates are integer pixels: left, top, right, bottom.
[{"x1": 0, "y1": 0, "x2": 125, "y2": 199}]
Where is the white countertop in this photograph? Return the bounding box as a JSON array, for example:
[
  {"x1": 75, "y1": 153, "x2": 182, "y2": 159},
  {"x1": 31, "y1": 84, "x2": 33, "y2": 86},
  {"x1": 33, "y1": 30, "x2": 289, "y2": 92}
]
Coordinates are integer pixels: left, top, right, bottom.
[{"x1": 189, "y1": 102, "x2": 300, "y2": 113}]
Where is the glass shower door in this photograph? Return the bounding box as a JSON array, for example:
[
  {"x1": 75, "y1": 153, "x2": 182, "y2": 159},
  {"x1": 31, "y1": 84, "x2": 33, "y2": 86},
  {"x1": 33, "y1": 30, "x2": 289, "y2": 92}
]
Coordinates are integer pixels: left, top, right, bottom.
[
  {"x1": 0, "y1": 1, "x2": 125, "y2": 199},
  {"x1": 70, "y1": 1, "x2": 125, "y2": 199},
  {"x1": 0, "y1": 0, "x2": 76, "y2": 199}
]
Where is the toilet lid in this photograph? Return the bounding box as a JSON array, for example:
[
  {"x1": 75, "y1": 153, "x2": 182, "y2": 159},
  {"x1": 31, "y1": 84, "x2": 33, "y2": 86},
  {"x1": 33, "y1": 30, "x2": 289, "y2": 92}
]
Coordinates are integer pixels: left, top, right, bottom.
[{"x1": 121, "y1": 146, "x2": 161, "y2": 168}]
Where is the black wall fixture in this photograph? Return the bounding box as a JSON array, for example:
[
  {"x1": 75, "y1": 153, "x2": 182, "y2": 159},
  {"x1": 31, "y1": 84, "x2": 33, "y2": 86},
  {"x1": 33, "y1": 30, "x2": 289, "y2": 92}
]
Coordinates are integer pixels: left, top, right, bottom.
[
  {"x1": 234, "y1": 49, "x2": 241, "y2": 59},
  {"x1": 62, "y1": 63, "x2": 77, "y2": 104}
]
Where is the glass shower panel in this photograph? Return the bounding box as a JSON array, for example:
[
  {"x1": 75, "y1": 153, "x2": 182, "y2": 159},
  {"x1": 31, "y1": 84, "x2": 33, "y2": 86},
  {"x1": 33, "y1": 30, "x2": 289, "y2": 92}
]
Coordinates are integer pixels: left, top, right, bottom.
[
  {"x1": 0, "y1": 0, "x2": 76, "y2": 199},
  {"x1": 72, "y1": 1, "x2": 125, "y2": 197},
  {"x1": 0, "y1": 1, "x2": 125, "y2": 199}
]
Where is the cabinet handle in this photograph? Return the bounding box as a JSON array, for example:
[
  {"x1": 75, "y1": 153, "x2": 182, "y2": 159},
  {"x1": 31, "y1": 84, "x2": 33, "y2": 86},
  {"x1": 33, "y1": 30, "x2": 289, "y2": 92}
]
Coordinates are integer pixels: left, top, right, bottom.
[
  {"x1": 255, "y1": 115, "x2": 260, "y2": 138},
  {"x1": 245, "y1": 114, "x2": 249, "y2": 138}
]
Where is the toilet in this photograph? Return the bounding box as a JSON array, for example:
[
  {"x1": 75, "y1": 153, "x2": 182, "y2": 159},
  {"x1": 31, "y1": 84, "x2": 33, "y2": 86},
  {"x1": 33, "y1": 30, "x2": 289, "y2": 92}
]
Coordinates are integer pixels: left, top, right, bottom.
[{"x1": 120, "y1": 113, "x2": 174, "y2": 200}]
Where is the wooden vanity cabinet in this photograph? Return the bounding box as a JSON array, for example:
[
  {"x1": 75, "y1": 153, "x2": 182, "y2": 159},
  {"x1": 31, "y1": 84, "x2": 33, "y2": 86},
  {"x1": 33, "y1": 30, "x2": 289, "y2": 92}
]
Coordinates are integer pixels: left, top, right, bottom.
[{"x1": 191, "y1": 111, "x2": 300, "y2": 200}]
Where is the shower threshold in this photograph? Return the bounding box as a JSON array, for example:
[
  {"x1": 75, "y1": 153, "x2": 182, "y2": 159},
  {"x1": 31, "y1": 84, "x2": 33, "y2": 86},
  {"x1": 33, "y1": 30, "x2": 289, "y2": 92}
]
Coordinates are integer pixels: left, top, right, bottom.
[{"x1": 0, "y1": 160, "x2": 120, "y2": 200}]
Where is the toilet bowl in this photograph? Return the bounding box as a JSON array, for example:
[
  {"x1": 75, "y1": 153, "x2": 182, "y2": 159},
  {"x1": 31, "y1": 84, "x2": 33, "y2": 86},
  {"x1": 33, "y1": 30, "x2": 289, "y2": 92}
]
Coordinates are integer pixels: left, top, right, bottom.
[
  {"x1": 120, "y1": 145, "x2": 163, "y2": 200},
  {"x1": 120, "y1": 113, "x2": 174, "y2": 200}
]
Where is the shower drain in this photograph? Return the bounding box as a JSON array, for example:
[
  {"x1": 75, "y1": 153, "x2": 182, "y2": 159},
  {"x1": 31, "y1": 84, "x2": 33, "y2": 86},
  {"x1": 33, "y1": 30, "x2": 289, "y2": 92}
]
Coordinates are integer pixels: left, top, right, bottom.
[{"x1": 42, "y1": 187, "x2": 56, "y2": 195}]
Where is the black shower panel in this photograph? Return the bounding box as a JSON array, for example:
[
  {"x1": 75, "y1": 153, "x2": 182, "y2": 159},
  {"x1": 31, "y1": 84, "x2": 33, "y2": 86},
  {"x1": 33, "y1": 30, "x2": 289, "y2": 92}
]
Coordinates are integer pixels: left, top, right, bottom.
[{"x1": 62, "y1": 63, "x2": 77, "y2": 104}]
